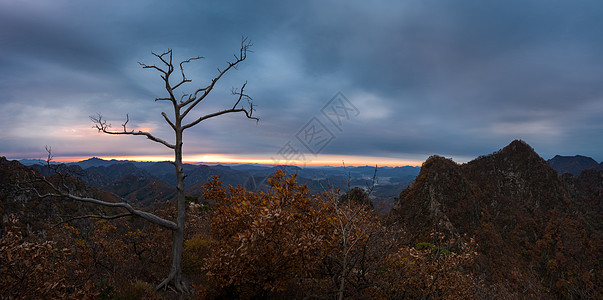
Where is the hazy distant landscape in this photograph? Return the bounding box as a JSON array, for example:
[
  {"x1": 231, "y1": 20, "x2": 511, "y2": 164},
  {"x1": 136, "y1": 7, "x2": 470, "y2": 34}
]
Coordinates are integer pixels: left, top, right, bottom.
[
  {"x1": 22, "y1": 157, "x2": 421, "y2": 214},
  {"x1": 18, "y1": 148, "x2": 603, "y2": 216}
]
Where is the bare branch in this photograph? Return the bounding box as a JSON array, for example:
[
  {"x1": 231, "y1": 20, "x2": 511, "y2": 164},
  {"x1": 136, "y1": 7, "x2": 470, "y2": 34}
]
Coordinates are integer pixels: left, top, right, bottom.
[
  {"x1": 231, "y1": 81, "x2": 249, "y2": 109},
  {"x1": 161, "y1": 112, "x2": 176, "y2": 130},
  {"x1": 183, "y1": 107, "x2": 258, "y2": 130},
  {"x1": 365, "y1": 165, "x2": 378, "y2": 196},
  {"x1": 152, "y1": 49, "x2": 173, "y2": 69},
  {"x1": 22, "y1": 148, "x2": 178, "y2": 230},
  {"x1": 172, "y1": 56, "x2": 203, "y2": 90},
  {"x1": 54, "y1": 212, "x2": 133, "y2": 227},
  {"x1": 138, "y1": 62, "x2": 167, "y2": 75},
  {"x1": 35, "y1": 182, "x2": 178, "y2": 230},
  {"x1": 91, "y1": 114, "x2": 176, "y2": 149},
  {"x1": 172, "y1": 80, "x2": 189, "y2": 91},
  {"x1": 44, "y1": 145, "x2": 53, "y2": 167},
  {"x1": 180, "y1": 38, "x2": 253, "y2": 117},
  {"x1": 122, "y1": 113, "x2": 130, "y2": 131},
  {"x1": 182, "y1": 79, "x2": 258, "y2": 130},
  {"x1": 139, "y1": 50, "x2": 180, "y2": 105}
]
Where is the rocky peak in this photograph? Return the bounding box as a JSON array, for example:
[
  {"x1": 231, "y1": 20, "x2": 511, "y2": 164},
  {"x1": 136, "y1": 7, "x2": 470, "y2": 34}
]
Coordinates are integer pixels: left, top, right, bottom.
[
  {"x1": 493, "y1": 139, "x2": 546, "y2": 169},
  {"x1": 464, "y1": 140, "x2": 565, "y2": 206},
  {"x1": 391, "y1": 140, "x2": 571, "y2": 240},
  {"x1": 390, "y1": 155, "x2": 480, "y2": 239}
]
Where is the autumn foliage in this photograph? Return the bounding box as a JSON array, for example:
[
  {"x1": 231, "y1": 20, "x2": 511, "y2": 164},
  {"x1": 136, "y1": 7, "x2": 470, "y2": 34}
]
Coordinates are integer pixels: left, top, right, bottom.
[
  {"x1": 202, "y1": 171, "x2": 331, "y2": 297},
  {"x1": 2, "y1": 154, "x2": 600, "y2": 298},
  {"x1": 198, "y1": 170, "x2": 479, "y2": 299},
  {"x1": 0, "y1": 216, "x2": 96, "y2": 299}
]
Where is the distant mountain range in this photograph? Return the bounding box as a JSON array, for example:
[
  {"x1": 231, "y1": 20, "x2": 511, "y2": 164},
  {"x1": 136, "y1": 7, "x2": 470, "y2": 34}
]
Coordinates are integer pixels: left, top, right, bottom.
[
  {"x1": 22, "y1": 157, "x2": 420, "y2": 214},
  {"x1": 15, "y1": 150, "x2": 603, "y2": 214},
  {"x1": 547, "y1": 154, "x2": 603, "y2": 176}
]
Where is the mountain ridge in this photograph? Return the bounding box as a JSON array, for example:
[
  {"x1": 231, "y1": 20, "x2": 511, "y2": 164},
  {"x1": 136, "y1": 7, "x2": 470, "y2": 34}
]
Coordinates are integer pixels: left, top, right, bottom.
[
  {"x1": 547, "y1": 154, "x2": 602, "y2": 176},
  {"x1": 390, "y1": 140, "x2": 601, "y2": 297},
  {"x1": 16, "y1": 157, "x2": 420, "y2": 214}
]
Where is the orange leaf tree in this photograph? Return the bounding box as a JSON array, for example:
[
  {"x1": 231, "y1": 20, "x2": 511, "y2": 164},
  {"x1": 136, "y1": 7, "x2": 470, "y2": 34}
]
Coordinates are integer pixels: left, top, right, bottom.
[{"x1": 203, "y1": 170, "x2": 334, "y2": 298}]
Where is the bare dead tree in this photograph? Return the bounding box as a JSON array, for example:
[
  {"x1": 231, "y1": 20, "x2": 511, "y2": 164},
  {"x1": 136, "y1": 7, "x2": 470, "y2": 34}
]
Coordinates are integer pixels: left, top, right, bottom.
[
  {"x1": 36, "y1": 38, "x2": 257, "y2": 294},
  {"x1": 325, "y1": 164, "x2": 382, "y2": 299}
]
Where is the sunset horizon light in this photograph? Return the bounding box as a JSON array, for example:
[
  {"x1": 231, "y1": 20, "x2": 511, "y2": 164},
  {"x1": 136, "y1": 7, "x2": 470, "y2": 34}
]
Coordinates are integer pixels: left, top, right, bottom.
[{"x1": 5, "y1": 153, "x2": 426, "y2": 168}]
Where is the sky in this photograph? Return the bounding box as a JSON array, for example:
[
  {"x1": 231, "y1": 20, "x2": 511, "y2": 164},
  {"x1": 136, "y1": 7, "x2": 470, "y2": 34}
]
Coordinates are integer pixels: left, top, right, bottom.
[{"x1": 1, "y1": 0, "x2": 602, "y2": 166}]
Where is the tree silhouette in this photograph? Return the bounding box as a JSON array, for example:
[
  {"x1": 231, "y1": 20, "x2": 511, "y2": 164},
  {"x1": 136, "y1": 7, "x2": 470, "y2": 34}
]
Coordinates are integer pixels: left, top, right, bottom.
[{"x1": 35, "y1": 38, "x2": 257, "y2": 294}]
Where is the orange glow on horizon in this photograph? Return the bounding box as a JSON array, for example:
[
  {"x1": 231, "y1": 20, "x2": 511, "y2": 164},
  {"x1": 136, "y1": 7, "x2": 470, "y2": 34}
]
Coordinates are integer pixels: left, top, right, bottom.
[{"x1": 42, "y1": 153, "x2": 424, "y2": 167}]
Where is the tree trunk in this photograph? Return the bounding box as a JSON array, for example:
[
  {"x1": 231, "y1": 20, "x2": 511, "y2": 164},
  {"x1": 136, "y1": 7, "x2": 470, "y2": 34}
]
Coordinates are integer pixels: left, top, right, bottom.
[
  {"x1": 338, "y1": 250, "x2": 347, "y2": 300},
  {"x1": 157, "y1": 226, "x2": 187, "y2": 293},
  {"x1": 156, "y1": 128, "x2": 189, "y2": 294}
]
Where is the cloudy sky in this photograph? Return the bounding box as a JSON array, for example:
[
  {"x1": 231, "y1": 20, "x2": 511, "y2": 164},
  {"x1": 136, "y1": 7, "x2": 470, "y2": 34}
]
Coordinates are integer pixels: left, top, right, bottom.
[{"x1": 1, "y1": 0, "x2": 602, "y2": 166}]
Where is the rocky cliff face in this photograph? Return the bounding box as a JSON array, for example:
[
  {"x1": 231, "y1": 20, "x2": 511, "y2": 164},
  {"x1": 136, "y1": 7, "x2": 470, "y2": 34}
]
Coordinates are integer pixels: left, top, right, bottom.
[
  {"x1": 562, "y1": 168, "x2": 603, "y2": 227},
  {"x1": 392, "y1": 140, "x2": 570, "y2": 237},
  {"x1": 392, "y1": 155, "x2": 481, "y2": 240},
  {"x1": 390, "y1": 140, "x2": 602, "y2": 298}
]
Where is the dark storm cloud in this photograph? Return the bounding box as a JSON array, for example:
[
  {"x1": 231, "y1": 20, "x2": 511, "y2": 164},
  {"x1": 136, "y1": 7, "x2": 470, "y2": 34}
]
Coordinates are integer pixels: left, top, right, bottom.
[
  {"x1": 1, "y1": 0, "x2": 602, "y2": 163},
  {"x1": 301, "y1": 0, "x2": 603, "y2": 161}
]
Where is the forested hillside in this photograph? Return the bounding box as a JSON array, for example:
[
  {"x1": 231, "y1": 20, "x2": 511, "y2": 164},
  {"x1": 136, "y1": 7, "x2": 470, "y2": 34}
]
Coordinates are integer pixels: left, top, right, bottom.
[
  {"x1": 1, "y1": 141, "x2": 601, "y2": 298},
  {"x1": 391, "y1": 140, "x2": 602, "y2": 298}
]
